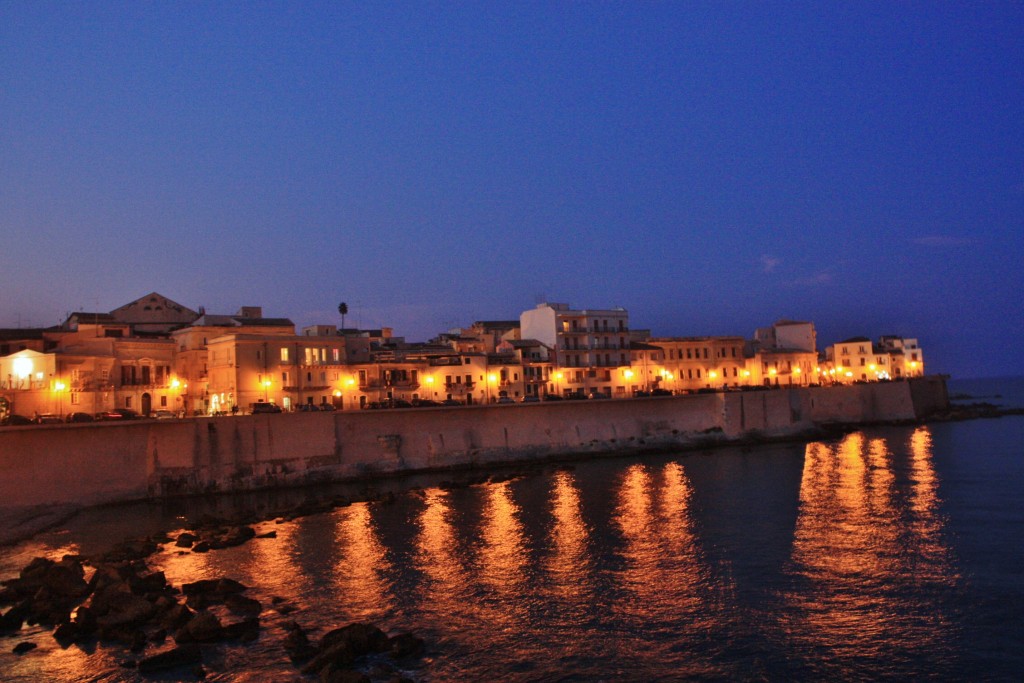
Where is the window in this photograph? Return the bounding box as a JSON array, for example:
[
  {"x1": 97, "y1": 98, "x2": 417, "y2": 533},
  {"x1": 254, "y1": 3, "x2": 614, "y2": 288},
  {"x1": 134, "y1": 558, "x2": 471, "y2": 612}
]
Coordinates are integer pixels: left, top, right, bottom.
[
  {"x1": 333, "y1": 349, "x2": 340, "y2": 362},
  {"x1": 160, "y1": 395, "x2": 167, "y2": 407},
  {"x1": 281, "y1": 348, "x2": 289, "y2": 362},
  {"x1": 70, "y1": 392, "x2": 79, "y2": 405}
]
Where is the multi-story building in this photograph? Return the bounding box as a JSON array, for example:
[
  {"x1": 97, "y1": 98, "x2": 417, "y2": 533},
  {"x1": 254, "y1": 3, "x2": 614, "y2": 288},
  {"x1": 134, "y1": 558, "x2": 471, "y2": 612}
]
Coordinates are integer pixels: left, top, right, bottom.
[
  {"x1": 879, "y1": 336, "x2": 925, "y2": 378},
  {"x1": 823, "y1": 335, "x2": 924, "y2": 383},
  {"x1": 644, "y1": 336, "x2": 749, "y2": 392},
  {"x1": 520, "y1": 302, "x2": 630, "y2": 397},
  {"x1": 172, "y1": 307, "x2": 295, "y2": 414}
]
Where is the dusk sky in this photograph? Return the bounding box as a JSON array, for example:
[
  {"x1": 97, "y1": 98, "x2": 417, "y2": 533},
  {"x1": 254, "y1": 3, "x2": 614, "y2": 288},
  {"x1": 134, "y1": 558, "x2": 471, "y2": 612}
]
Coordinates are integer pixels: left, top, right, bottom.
[{"x1": 2, "y1": 2, "x2": 1022, "y2": 379}]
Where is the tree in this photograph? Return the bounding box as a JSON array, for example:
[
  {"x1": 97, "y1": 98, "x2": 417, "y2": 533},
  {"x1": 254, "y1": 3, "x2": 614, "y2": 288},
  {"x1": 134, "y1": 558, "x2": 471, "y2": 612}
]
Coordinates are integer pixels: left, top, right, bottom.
[{"x1": 338, "y1": 302, "x2": 348, "y2": 334}]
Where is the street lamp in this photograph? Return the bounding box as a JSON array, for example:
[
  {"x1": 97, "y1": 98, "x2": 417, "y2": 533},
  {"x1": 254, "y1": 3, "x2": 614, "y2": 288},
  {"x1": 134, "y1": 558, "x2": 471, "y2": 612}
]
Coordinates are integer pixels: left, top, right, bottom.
[
  {"x1": 487, "y1": 373, "x2": 497, "y2": 403},
  {"x1": 424, "y1": 375, "x2": 434, "y2": 402},
  {"x1": 53, "y1": 380, "x2": 66, "y2": 417},
  {"x1": 553, "y1": 371, "x2": 563, "y2": 398},
  {"x1": 262, "y1": 379, "x2": 272, "y2": 403}
]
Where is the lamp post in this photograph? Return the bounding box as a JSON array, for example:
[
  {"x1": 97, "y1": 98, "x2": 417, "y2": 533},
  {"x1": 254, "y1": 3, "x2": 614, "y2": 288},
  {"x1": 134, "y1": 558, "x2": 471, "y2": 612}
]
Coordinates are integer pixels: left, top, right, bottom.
[
  {"x1": 424, "y1": 375, "x2": 434, "y2": 402},
  {"x1": 263, "y1": 379, "x2": 271, "y2": 403},
  {"x1": 553, "y1": 371, "x2": 563, "y2": 398}
]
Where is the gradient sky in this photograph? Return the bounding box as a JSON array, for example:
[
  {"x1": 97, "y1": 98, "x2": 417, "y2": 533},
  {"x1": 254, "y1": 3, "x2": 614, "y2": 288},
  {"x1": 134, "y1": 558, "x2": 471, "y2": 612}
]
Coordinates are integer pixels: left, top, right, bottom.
[{"x1": 2, "y1": 2, "x2": 1022, "y2": 379}]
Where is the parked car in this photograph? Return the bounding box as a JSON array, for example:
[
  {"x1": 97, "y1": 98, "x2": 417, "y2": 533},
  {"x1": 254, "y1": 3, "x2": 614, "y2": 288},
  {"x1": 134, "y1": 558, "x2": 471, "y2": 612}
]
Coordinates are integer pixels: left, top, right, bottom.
[
  {"x1": 152, "y1": 410, "x2": 176, "y2": 420},
  {"x1": 519, "y1": 395, "x2": 540, "y2": 403},
  {"x1": 587, "y1": 391, "x2": 610, "y2": 400},
  {"x1": 251, "y1": 402, "x2": 282, "y2": 414},
  {"x1": 4, "y1": 414, "x2": 34, "y2": 426},
  {"x1": 35, "y1": 413, "x2": 64, "y2": 424},
  {"x1": 496, "y1": 396, "x2": 515, "y2": 405},
  {"x1": 112, "y1": 408, "x2": 141, "y2": 420},
  {"x1": 296, "y1": 403, "x2": 320, "y2": 412},
  {"x1": 318, "y1": 404, "x2": 337, "y2": 411},
  {"x1": 650, "y1": 388, "x2": 673, "y2": 396},
  {"x1": 66, "y1": 412, "x2": 95, "y2": 423},
  {"x1": 440, "y1": 399, "x2": 463, "y2": 407},
  {"x1": 411, "y1": 399, "x2": 440, "y2": 407},
  {"x1": 542, "y1": 394, "x2": 564, "y2": 402}
]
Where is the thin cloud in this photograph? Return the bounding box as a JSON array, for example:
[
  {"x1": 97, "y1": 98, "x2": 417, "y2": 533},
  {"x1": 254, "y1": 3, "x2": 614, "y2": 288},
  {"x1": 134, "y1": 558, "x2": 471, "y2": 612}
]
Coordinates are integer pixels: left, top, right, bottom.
[
  {"x1": 760, "y1": 254, "x2": 781, "y2": 274},
  {"x1": 787, "y1": 270, "x2": 833, "y2": 288},
  {"x1": 911, "y1": 235, "x2": 974, "y2": 247}
]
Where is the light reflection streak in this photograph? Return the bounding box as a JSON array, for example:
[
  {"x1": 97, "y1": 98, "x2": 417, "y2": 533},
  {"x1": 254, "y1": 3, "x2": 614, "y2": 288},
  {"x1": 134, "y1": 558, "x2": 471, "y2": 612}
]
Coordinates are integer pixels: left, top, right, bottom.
[
  {"x1": 782, "y1": 430, "x2": 958, "y2": 673},
  {"x1": 332, "y1": 503, "x2": 394, "y2": 621},
  {"x1": 546, "y1": 470, "x2": 591, "y2": 603},
  {"x1": 611, "y1": 462, "x2": 708, "y2": 625},
  {"x1": 413, "y1": 488, "x2": 472, "y2": 625},
  {"x1": 478, "y1": 481, "x2": 528, "y2": 600}
]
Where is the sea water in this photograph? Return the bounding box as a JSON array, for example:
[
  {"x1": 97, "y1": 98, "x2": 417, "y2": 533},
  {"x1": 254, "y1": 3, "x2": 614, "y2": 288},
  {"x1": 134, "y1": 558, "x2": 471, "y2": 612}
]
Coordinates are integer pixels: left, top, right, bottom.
[{"x1": 1, "y1": 377, "x2": 1022, "y2": 681}]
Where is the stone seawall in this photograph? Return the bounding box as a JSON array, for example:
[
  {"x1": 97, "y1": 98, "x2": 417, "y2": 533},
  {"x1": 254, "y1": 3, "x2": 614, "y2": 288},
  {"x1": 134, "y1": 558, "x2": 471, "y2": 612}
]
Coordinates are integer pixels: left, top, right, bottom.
[{"x1": 0, "y1": 377, "x2": 948, "y2": 519}]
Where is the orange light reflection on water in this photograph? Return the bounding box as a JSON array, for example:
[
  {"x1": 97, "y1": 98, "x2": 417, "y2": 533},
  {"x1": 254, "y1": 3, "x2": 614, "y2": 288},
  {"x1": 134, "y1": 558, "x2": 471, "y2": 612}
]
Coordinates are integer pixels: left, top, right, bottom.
[
  {"x1": 782, "y1": 429, "x2": 958, "y2": 670},
  {"x1": 546, "y1": 470, "x2": 591, "y2": 603},
  {"x1": 331, "y1": 503, "x2": 394, "y2": 621},
  {"x1": 612, "y1": 462, "x2": 709, "y2": 624}
]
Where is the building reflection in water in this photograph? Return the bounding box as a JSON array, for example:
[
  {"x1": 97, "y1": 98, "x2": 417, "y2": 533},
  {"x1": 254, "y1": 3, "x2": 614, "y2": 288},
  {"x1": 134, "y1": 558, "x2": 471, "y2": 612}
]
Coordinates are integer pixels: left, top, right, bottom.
[
  {"x1": 331, "y1": 502, "x2": 394, "y2": 621},
  {"x1": 781, "y1": 427, "x2": 959, "y2": 676}
]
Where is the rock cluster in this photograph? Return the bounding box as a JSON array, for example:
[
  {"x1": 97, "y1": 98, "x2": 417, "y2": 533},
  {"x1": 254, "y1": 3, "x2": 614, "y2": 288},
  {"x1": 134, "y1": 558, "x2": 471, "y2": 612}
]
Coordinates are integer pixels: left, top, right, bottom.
[
  {"x1": 284, "y1": 620, "x2": 423, "y2": 682},
  {"x1": 1, "y1": 521, "x2": 427, "y2": 679}
]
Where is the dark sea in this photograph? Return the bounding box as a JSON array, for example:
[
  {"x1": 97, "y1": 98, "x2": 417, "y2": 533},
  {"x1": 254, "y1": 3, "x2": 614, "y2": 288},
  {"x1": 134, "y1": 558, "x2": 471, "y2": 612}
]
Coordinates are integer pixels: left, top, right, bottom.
[{"x1": 1, "y1": 377, "x2": 1022, "y2": 681}]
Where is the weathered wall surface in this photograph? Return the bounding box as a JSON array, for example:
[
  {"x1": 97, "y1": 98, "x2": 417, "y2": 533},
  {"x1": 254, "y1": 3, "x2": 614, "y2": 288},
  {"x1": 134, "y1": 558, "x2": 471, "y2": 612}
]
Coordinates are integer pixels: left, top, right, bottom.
[{"x1": 0, "y1": 378, "x2": 947, "y2": 514}]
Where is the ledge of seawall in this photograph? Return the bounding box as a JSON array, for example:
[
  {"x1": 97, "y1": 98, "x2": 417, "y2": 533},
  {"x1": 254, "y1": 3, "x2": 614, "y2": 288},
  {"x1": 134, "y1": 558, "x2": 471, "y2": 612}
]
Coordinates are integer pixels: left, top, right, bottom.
[{"x1": 0, "y1": 377, "x2": 949, "y2": 519}]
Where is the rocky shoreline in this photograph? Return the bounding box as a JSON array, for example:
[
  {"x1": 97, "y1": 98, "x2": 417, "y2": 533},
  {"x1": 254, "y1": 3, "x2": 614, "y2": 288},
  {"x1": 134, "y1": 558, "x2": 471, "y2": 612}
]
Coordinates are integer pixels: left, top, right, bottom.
[{"x1": 0, "y1": 491, "x2": 430, "y2": 681}]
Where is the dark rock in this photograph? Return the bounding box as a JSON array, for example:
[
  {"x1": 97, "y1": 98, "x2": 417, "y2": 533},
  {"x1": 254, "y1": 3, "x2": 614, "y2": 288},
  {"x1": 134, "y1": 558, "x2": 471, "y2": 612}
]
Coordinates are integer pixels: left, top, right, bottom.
[
  {"x1": 136, "y1": 643, "x2": 202, "y2": 673},
  {"x1": 221, "y1": 616, "x2": 260, "y2": 642},
  {"x1": 320, "y1": 623, "x2": 388, "y2": 657},
  {"x1": 283, "y1": 621, "x2": 316, "y2": 663},
  {"x1": 175, "y1": 610, "x2": 222, "y2": 643},
  {"x1": 94, "y1": 591, "x2": 155, "y2": 630},
  {"x1": 53, "y1": 621, "x2": 79, "y2": 644},
  {"x1": 12, "y1": 641, "x2": 37, "y2": 654},
  {"x1": 388, "y1": 632, "x2": 425, "y2": 658},
  {"x1": 322, "y1": 668, "x2": 371, "y2": 683},
  {"x1": 72, "y1": 605, "x2": 97, "y2": 636},
  {"x1": 130, "y1": 571, "x2": 167, "y2": 596},
  {"x1": 256, "y1": 530, "x2": 277, "y2": 539},
  {"x1": 219, "y1": 526, "x2": 256, "y2": 547},
  {"x1": 159, "y1": 603, "x2": 195, "y2": 631},
  {"x1": 175, "y1": 532, "x2": 198, "y2": 548},
  {"x1": 191, "y1": 542, "x2": 211, "y2": 553},
  {"x1": 224, "y1": 593, "x2": 261, "y2": 617},
  {"x1": 301, "y1": 643, "x2": 355, "y2": 676},
  {"x1": 181, "y1": 577, "x2": 247, "y2": 598},
  {"x1": 0, "y1": 600, "x2": 30, "y2": 632}
]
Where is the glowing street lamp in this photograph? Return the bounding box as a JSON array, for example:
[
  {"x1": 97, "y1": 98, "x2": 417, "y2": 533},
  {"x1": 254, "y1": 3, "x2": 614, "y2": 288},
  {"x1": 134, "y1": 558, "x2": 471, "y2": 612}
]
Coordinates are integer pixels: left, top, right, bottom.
[
  {"x1": 53, "y1": 380, "x2": 67, "y2": 417},
  {"x1": 262, "y1": 378, "x2": 272, "y2": 402},
  {"x1": 487, "y1": 373, "x2": 497, "y2": 403},
  {"x1": 424, "y1": 375, "x2": 434, "y2": 401},
  {"x1": 553, "y1": 371, "x2": 563, "y2": 398}
]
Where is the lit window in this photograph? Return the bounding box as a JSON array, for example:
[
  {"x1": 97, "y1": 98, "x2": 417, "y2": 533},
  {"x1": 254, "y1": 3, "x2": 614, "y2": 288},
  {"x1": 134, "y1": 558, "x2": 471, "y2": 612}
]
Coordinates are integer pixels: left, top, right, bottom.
[{"x1": 281, "y1": 348, "x2": 289, "y2": 362}]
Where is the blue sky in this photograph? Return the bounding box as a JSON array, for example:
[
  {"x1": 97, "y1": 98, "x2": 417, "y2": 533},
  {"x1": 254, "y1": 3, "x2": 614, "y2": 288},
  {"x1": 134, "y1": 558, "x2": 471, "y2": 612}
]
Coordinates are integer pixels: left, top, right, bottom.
[{"x1": 2, "y1": 2, "x2": 1022, "y2": 378}]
